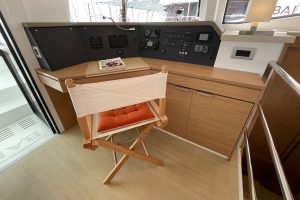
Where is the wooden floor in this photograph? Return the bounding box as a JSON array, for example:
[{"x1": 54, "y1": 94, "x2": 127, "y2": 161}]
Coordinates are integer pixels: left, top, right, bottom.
[{"x1": 0, "y1": 125, "x2": 240, "y2": 200}]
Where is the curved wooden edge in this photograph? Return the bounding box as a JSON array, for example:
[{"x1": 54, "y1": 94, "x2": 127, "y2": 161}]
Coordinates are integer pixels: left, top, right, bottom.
[
  {"x1": 161, "y1": 65, "x2": 167, "y2": 73},
  {"x1": 65, "y1": 78, "x2": 75, "y2": 88}
]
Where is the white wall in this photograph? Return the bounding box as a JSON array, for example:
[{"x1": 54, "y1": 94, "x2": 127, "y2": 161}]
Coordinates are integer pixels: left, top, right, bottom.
[
  {"x1": 214, "y1": 41, "x2": 284, "y2": 75},
  {"x1": 211, "y1": 1, "x2": 297, "y2": 75},
  {"x1": 0, "y1": 0, "x2": 72, "y2": 131}
]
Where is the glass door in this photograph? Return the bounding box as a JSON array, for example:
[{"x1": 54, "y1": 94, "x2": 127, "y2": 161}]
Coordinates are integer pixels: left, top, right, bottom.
[
  {"x1": 0, "y1": 49, "x2": 33, "y2": 128},
  {"x1": 0, "y1": 12, "x2": 58, "y2": 133},
  {"x1": 0, "y1": 12, "x2": 58, "y2": 171}
]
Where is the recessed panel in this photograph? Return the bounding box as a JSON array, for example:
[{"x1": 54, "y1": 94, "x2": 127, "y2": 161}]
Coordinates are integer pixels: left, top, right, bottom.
[
  {"x1": 109, "y1": 35, "x2": 128, "y2": 48},
  {"x1": 28, "y1": 27, "x2": 87, "y2": 70},
  {"x1": 24, "y1": 23, "x2": 220, "y2": 70}
]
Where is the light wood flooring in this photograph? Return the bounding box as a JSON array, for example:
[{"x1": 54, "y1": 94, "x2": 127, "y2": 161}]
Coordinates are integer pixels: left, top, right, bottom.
[{"x1": 0, "y1": 125, "x2": 239, "y2": 200}]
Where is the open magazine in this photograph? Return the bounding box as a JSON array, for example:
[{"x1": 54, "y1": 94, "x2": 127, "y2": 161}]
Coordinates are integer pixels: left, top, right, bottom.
[{"x1": 99, "y1": 57, "x2": 125, "y2": 71}]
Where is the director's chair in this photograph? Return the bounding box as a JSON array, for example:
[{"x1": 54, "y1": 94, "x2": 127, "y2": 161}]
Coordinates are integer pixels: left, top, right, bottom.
[{"x1": 65, "y1": 67, "x2": 168, "y2": 184}]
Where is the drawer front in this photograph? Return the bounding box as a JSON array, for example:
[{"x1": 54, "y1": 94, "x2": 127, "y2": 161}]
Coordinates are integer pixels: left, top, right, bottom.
[
  {"x1": 186, "y1": 90, "x2": 253, "y2": 157},
  {"x1": 167, "y1": 73, "x2": 260, "y2": 103},
  {"x1": 165, "y1": 84, "x2": 192, "y2": 137}
]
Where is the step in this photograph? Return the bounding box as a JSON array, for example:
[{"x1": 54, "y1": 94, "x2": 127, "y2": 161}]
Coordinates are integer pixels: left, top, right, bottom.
[
  {"x1": 0, "y1": 85, "x2": 23, "y2": 103},
  {"x1": 0, "y1": 96, "x2": 33, "y2": 128},
  {"x1": 0, "y1": 71, "x2": 18, "y2": 91},
  {"x1": 0, "y1": 113, "x2": 54, "y2": 171}
]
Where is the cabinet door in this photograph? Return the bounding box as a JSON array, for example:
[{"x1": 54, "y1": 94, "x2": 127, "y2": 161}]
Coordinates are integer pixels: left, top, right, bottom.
[
  {"x1": 164, "y1": 84, "x2": 192, "y2": 137},
  {"x1": 186, "y1": 90, "x2": 253, "y2": 157}
]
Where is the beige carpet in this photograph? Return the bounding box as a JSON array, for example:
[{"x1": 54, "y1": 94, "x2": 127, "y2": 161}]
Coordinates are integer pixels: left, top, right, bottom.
[{"x1": 0, "y1": 125, "x2": 239, "y2": 200}]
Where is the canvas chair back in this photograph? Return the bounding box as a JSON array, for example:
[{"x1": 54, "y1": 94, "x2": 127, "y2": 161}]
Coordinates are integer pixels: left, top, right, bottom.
[{"x1": 67, "y1": 72, "x2": 168, "y2": 118}]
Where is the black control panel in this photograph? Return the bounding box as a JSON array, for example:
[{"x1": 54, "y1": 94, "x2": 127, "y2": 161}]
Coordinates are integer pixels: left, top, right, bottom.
[
  {"x1": 162, "y1": 31, "x2": 193, "y2": 57},
  {"x1": 90, "y1": 36, "x2": 102, "y2": 49},
  {"x1": 24, "y1": 25, "x2": 140, "y2": 70},
  {"x1": 139, "y1": 25, "x2": 220, "y2": 66},
  {"x1": 143, "y1": 28, "x2": 160, "y2": 50},
  {"x1": 24, "y1": 23, "x2": 220, "y2": 71},
  {"x1": 162, "y1": 32, "x2": 193, "y2": 47}
]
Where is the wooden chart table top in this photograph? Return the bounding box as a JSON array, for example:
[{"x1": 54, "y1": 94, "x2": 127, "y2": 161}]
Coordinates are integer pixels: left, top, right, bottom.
[
  {"x1": 37, "y1": 57, "x2": 150, "y2": 81},
  {"x1": 36, "y1": 57, "x2": 264, "y2": 93}
]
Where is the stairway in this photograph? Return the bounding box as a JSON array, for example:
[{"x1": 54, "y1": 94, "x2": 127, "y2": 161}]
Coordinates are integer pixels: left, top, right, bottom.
[
  {"x1": 0, "y1": 71, "x2": 32, "y2": 129},
  {"x1": 242, "y1": 175, "x2": 283, "y2": 200}
]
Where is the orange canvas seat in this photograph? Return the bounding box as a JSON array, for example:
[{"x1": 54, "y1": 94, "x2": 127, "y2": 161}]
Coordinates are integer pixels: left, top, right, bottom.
[{"x1": 97, "y1": 103, "x2": 155, "y2": 132}]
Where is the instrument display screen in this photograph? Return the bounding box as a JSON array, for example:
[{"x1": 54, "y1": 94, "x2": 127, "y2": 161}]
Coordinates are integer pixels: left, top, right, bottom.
[
  {"x1": 199, "y1": 34, "x2": 209, "y2": 41},
  {"x1": 146, "y1": 40, "x2": 153, "y2": 47},
  {"x1": 109, "y1": 35, "x2": 128, "y2": 48},
  {"x1": 195, "y1": 32, "x2": 212, "y2": 43}
]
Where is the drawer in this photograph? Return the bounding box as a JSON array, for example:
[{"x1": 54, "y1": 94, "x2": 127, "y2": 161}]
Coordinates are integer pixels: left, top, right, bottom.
[
  {"x1": 186, "y1": 90, "x2": 253, "y2": 157},
  {"x1": 164, "y1": 84, "x2": 192, "y2": 137},
  {"x1": 167, "y1": 73, "x2": 260, "y2": 103}
]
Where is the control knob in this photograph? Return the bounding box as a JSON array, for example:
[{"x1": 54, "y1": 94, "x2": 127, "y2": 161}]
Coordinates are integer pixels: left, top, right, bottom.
[{"x1": 144, "y1": 29, "x2": 150, "y2": 37}]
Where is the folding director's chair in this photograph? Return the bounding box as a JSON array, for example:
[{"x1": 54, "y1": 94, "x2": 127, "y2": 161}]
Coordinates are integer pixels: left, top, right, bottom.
[{"x1": 65, "y1": 67, "x2": 168, "y2": 184}]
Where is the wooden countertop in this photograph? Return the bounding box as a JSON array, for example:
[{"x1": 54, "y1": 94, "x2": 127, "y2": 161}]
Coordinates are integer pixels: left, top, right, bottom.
[
  {"x1": 144, "y1": 58, "x2": 264, "y2": 90},
  {"x1": 288, "y1": 31, "x2": 300, "y2": 37},
  {"x1": 221, "y1": 30, "x2": 296, "y2": 44},
  {"x1": 36, "y1": 57, "x2": 150, "y2": 81},
  {"x1": 36, "y1": 57, "x2": 264, "y2": 91}
]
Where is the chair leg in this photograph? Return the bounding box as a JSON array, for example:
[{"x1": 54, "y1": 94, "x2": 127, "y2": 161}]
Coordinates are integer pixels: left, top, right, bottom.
[
  {"x1": 110, "y1": 136, "x2": 118, "y2": 165},
  {"x1": 103, "y1": 123, "x2": 161, "y2": 184},
  {"x1": 136, "y1": 128, "x2": 149, "y2": 156},
  {"x1": 94, "y1": 138, "x2": 162, "y2": 166},
  {"x1": 103, "y1": 139, "x2": 139, "y2": 184},
  {"x1": 141, "y1": 140, "x2": 149, "y2": 156},
  {"x1": 105, "y1": 135, "x2": 112, "y2": 141}
]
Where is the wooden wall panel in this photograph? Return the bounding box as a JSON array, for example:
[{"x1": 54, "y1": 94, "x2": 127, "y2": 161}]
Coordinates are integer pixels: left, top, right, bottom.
[{"x1": 45, "y1": 86, "x2": 77, "y2": 130}]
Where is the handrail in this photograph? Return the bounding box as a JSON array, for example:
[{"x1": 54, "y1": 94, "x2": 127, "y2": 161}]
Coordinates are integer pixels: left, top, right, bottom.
[
  {"x1": 269, "y1": 61, "x2": 300, "y2": 96},
  {"x1": 244, "y1": 130, "x2": 257, "y2": 200},
  {"x1": 258, "y1": 104, "x2": 294, "y2": 200},
  {"x1": 243, "y1": 61, "x2": 299, "y2": 200}
]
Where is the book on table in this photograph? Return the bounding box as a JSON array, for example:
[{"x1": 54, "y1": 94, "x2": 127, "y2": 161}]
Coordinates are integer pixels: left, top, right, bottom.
[{"x1": 99, "y1": 57, "x2": 125, "y2": 71}]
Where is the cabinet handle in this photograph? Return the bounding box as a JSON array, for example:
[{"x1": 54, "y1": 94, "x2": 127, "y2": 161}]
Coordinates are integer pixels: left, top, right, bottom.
[
  {"x1": 196, "y1": 91, "x2": 214, "y2": 97},
  {"x1": 175, "y1": 86, "x2": 190, "y2": 92}
]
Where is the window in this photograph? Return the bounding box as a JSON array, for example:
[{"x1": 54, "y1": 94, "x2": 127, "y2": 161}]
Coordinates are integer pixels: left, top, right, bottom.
[
  {"x1": 69, "y1": 0, "x2": 200, "y2": 22},
  {"x1": 223, "y1": 0, "x2": 300, "y2": 23}
]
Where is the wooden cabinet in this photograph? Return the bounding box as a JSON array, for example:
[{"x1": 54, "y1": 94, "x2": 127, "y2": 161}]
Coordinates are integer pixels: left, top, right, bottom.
[
  {"x1": 164, "y1": 84, "x2": 192, "y2": 137},
  {"x1": 164, "y1": 83, "x2": 254, "y2": 157},
  {"x1": 186, "y1": 90, "x2": 253, "y2": 157},
  {"x1": 38, "y1": 57, "x2": 263, "y2": 159},
  {"x1": 157, "y1": 63, "x2": 262, "y2": 158}
]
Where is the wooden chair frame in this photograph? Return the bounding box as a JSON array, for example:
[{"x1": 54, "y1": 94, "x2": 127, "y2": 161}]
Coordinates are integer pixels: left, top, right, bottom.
[{"x1": 65, "y1": 67, "x2": 168, "y2": 184}]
